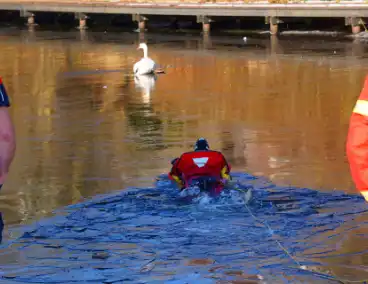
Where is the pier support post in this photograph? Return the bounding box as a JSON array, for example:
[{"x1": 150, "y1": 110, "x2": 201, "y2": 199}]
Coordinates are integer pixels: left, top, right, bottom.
[
  {"x1": 20, "y1": 10, "x2": 36, "y2": 27},
  {"x1": 203, "y1": 22, "x2": 210, "y2": 34},
  {"x1": 265, "y1": 16, "x2": 280, "y2": 35},
  {"x1": 345, "y1": 17, "x2": 362, "y2": 34},
  {"x1": 197, "y1": 15, "x2": 212, "y2": 34},
  {"x1": 27, "y1": 14, "x2": 35, "y2": 26},
  {"x1": 352, "y1": 25, "x2": 361, "y2": 34},
  {"x1": 79, "y1": 29, "x2": 87, "y2": 41},
  {"x1": 133, "y1": 14, "x2": 147, "y2": 32},
  {"x1": 138, "y1": 21, "x2": 145, "y2": 32},
  {"x1": 75, "y1": 13, "x2": 88, "y2": 30}
]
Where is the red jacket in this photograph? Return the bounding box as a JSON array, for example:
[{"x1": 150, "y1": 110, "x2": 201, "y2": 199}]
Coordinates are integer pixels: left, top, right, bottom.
[
  {"x1": 169, "y1": 150, "x2": 231, "y2": 188},
  {"x1": 346, "y1": 74, "x2": 368, "y2": 201}
]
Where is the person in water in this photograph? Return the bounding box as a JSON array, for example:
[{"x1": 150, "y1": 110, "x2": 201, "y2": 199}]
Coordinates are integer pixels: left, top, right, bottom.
[{"x1": 168, "y1": 138, "x2": 231, "y2": 191}]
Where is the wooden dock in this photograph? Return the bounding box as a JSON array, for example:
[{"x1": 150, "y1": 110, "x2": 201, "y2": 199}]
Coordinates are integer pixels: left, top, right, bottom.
[
  {"x1": 0, "y1": 0, "x2": 367, "y2": 34},
  {"x1": 0, "y1": 0, "x2": 367, "y2": 17}
]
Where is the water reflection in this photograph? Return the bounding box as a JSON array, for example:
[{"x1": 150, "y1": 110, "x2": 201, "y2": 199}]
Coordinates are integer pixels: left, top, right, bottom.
[
  {"x1": 134, "y1": 74, "x2": 157, "y2": 104},
  {"x1": 0, "y1": 28, "x2": 366, "y2": 282},
  {"x1": 202, "y1": 33, "x2": 212, "y2": 50},
  {"x1": 0, "y1": 29, "x2": 366, "y2": 234},
  {"x1": 128, "y1": 74, "x2": 165, "y2": 150},
  {"x1": 269, "y1": 35, "x2": 283, "y2": 56},
  {"x1": 79, "y1": 29, "x2": 88, "y2": 42}
]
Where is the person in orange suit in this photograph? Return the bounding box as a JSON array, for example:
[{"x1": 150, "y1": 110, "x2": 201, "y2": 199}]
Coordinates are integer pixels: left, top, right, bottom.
[{"x1": 346, "y1": 74, "x2": 368, "y2": 202}]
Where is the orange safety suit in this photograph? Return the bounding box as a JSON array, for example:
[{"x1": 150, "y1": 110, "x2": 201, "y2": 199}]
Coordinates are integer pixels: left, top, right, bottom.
[{"x1": 346, "y1": 74, "x2": 368, "y2": 201}]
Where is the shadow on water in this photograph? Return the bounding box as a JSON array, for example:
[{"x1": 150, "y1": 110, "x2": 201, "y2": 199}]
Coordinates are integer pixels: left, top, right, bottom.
[{"x1": 0, "y1": 173, "x2": 367, "y2": 283}]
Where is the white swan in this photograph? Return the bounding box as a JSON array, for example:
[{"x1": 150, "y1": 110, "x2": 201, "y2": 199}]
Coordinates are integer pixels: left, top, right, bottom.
[
  {"x1": 134, "y1": 74, "x2": 156, "y2": 104},
  {"x1": 133, "y1": 43, "x2": 157, "y2": 75}
]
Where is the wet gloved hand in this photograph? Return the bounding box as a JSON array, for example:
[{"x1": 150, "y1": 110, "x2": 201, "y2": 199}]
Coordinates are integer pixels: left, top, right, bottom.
[{"x1": 171, "y1": 158, "x2": 179, "y2": 165}]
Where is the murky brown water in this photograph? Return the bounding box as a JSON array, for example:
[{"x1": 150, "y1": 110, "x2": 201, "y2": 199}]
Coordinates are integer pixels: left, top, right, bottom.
[
  {"x1": 0, "y1": 28, "x2": 367, "y2": 283},
  {"x1": 0, "y1": 29, "x2": 367, "y2": 225}
]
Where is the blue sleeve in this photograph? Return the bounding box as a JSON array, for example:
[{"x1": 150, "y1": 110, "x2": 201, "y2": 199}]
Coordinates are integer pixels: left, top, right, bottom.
[{"x1": 0, "y1": 80, "x2": 10, "y2": 107}]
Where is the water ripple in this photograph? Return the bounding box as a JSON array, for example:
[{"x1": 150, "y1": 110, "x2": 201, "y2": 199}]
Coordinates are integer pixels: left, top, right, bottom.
[{"x1": 0, "y1": 172, "x2": 367, "y2": 283}]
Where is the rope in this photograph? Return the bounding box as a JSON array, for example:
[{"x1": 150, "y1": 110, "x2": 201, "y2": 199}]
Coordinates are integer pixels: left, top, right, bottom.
[
  {"x1": 231, "y1": 187, "x2": 303, "y2": 268},
  {"x1": 158, "y1": 175, "x2": 368, "y2": 283},
  {"x1": 231, "y1": 186, "x2": 368, "y2": 284}
]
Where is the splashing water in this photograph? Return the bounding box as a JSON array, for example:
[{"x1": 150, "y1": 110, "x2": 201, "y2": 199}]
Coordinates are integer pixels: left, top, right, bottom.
[{"x1": 0, "y1": 172, "x2": 367, "y2": 283}]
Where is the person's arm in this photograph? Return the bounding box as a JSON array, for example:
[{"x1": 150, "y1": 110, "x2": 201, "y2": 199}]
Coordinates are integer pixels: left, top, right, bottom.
[
  {"x1": 168, "y1": 156, "x2": 184, "y2": 189},
  {"x1": 346, "y1": 75, "x2": 368, "y2": 201},
  {"x1": 220, "y1": 153, "x2": 231, "y2": 181},
  {"x1": 0, "y1": 78, "x2": 15, "y2": 186}
]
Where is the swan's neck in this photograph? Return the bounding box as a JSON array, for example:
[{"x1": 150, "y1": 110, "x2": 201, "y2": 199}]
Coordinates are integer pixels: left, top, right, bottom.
[{"x1": 143, "y1": 47, "x2": 148, "y2": 58}]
